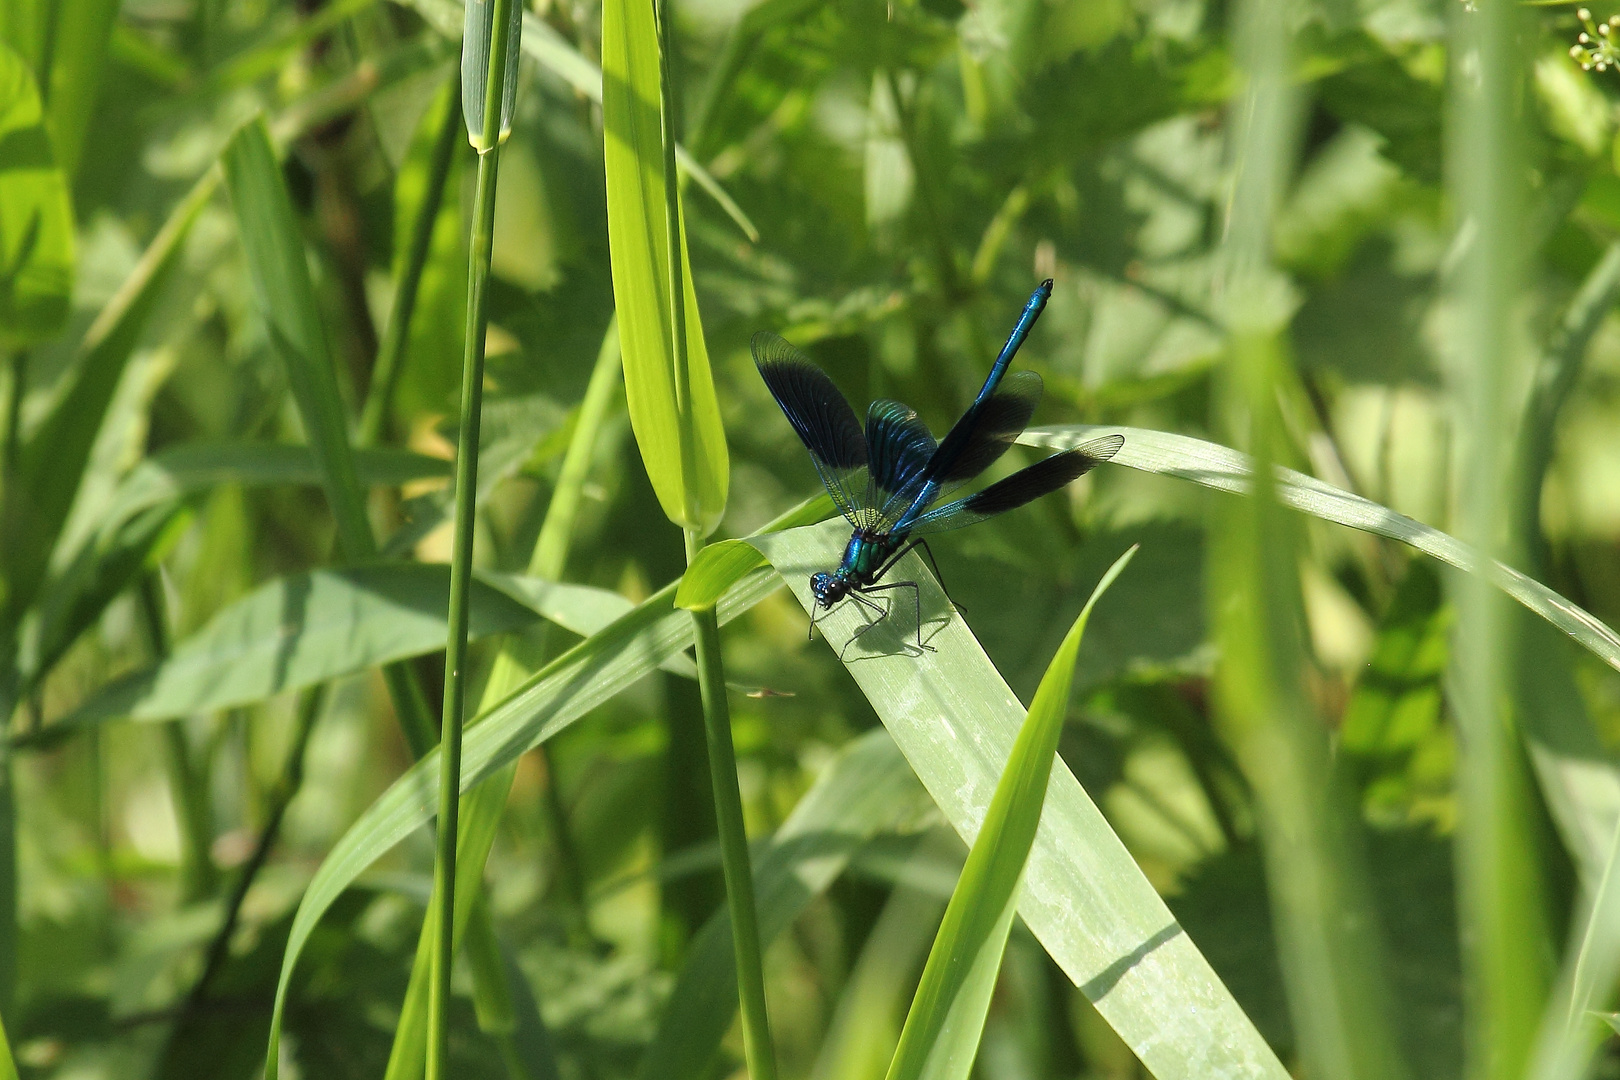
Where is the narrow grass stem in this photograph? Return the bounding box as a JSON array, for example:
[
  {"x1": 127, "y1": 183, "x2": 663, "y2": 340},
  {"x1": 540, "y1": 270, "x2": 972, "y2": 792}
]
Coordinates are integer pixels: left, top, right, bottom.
[
  {"x1": 427, "y1": 2, "x2": 513, "y2": 1071},
  {"x1": 684, "y1": 527, "x2": 777, "y2": 1080},
  {"x1": 135, "y1": 575, "x2": 217, "y2": 902},
  {"x1": 359, "y1": 76, "x2": 463, "y2": 448}
]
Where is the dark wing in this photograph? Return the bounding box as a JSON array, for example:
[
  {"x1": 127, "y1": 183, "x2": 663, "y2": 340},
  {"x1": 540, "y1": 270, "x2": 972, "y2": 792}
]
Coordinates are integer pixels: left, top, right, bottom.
[
  {"x1": 752, "y1": 332, "x2": 870, "y2": 526},
  {"x1": 936, "y1": 371, "x2": 1042, "y2": 484},
  {"x1": 908, "y1": 435, "x2": 1124, "y2": 536},
  {"x1": 891, "y1": 370, "x2": 1045, "y2": 531},
  {"x1": 864, "y1": 399, "x2": 937, "y2": 529}
]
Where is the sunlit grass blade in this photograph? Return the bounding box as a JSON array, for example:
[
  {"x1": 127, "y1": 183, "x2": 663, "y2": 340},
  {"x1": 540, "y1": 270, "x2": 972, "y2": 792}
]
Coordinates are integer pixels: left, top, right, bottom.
[
  {"x1": 602, "y1": 0, "x2": 728, "y2": 536},
  {"x1": 747, "y1": 521, "x2": 1289, "y2": 1079},
  {"x1": 885, "y1": 546, "x2": 1136, "y2": 1080},
  {"x1": 1019, "y1": 425, "x2": 1620, "y2": 674}
]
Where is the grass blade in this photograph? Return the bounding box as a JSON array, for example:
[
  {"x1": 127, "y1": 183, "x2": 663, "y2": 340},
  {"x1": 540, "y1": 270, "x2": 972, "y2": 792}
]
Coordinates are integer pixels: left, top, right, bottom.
[
  {"x1": 602, "y1": 0, "x2": 728, "y2": 536},
  {"x1": 1019, "y1": 425, "x2": 1620, "y2": 674},
  {"x1": 885, "y1": 546, "x2": 1137, "y2": 1080},
  {"x1": 52, "y1": 565, "x2": 543, "y2": 730},
  {"x1": 747, "y1": 521, "x2": 1288, "y2": 1080},
  {"x1": 222, "y1": 118, "x2": 375, "y2": 563}
]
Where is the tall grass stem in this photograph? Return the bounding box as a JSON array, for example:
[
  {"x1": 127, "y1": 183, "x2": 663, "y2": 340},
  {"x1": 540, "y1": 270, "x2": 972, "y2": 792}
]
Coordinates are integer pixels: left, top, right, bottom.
[
  {"x1": 426, "y1": 0, "x2": 515, "y2": 1073},
  {"x1": 684, "y1": 528, "x2": 777, "y2": 1080}
]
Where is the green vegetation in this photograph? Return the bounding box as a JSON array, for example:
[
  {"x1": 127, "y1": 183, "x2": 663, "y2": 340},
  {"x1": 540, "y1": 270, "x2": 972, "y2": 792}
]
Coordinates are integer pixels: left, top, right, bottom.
[{"x1": 8, "y1": 0, "x2": 1620, "y2": 1075}]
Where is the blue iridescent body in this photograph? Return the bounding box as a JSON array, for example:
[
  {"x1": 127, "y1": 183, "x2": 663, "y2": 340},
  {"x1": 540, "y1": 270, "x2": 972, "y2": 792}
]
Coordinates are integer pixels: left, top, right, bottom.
[{"x1": 753, "y1": 280, "x2": 1124, "y2": 648}]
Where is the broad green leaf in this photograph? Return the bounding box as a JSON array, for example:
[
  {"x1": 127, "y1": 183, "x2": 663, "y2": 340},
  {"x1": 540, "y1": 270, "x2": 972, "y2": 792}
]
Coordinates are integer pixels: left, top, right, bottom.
[
  {"x1": 1019, "y1": 425, "x2": 1620, "y2": 674},
  {"x1": 221, "y1": 117, "x2": 376, "y2": 563},
  {"x1": 602, "y1": 0, "x2": 729, "y2": 535},
  {"x1": 0, "y1": 42, "x2": 71, "y2": 348},
  {"x1": 96, "y1": 443, "x2": 451, "y2": 537},
  {"x1": 260, "y1": 496, "x2": 831, "y2": 1079},
  {"x1": 636, "y1": 727, "x2": 932, "y2": 1080},
  {"x1": 748, "y1": 521, "x2": 1288, "y2": 1080},
  {"x1": 887, "y1": 546, "x2": 1137, "y2": 1080},
  {"x1": 53, "y1": 565, "x2": 670, "y2": 728}
]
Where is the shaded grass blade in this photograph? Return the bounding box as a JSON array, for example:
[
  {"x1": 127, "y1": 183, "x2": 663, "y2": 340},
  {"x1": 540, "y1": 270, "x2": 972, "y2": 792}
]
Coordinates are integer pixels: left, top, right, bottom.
[
  {"x1": 885, "y1": 546, "x2": 1136, "y2": 1080},
  {"x1": 602, "y1": 0, "x2": 728, "y2": 535}
]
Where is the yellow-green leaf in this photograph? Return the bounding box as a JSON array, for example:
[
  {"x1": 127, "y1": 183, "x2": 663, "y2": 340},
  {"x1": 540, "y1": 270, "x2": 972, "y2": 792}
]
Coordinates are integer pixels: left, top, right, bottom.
[{"x1": 601, "y1": 0, "x2": 728, "y2": 535}]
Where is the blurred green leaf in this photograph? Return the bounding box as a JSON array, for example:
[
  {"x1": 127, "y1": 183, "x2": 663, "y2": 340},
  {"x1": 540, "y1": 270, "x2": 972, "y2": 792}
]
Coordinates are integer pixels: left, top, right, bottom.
[
  {"x1": 98, "y1": 443, "x2": 451, "y2": 536},
  {"x1": 36, "y1": 0, "x2": 118, "y2": 177},
  {"x1": 886, "y1": 547, "x2": 1136, "y2": 1080},
  {"x1": 0, "y1": 43, "x2": 72, "y2": 349},
  {"x1": 638, "y1": 728, "x2": 933, "y2": 1079},
  {"x1": 601, "y1": 0, "x2": 728, "y2": 535},
  {"x1": 1342, "y1": 559, "x2": 1449, "y2": 757}
]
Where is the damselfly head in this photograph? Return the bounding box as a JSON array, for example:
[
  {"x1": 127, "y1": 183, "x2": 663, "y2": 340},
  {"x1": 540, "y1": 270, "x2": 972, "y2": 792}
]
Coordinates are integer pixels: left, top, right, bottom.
[{"x1": 810, "y1": 572, "x2": 848, "y2": 609}]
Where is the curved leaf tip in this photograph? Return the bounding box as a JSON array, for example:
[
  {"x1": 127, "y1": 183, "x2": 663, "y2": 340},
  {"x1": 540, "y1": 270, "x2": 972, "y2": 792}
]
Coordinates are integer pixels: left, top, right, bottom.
[{"x1": 676, "y1": 539, "x2": 767, "y2": 611}]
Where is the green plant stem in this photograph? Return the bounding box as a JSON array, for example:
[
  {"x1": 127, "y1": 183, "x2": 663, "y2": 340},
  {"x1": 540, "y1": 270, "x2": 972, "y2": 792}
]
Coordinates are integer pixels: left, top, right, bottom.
[
  {"x1": 183, "y1": 684, "x2": 326, "y2": 1015},
  {"x1": 359, "y1": 75, "x2": 463, "y2": 449},
  {"x1": 427, "y1": 0, "x2": 513, "y2": 1070},
  {"x1": 684, "y1": 528, "x2": 776, "y2": 1080},
  {"x1": 135, "y1": 575, "x2": 217, "y2": 902},
  {"x1": 1450, "y1": 0, "x2": 1551, "y2": 1071}
]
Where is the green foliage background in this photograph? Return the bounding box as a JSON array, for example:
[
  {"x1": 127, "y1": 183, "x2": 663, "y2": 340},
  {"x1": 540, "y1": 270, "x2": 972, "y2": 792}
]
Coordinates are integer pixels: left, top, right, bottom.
[{"x1": 5, "y1": 0, "x2": 1620, "y2": 1074}]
